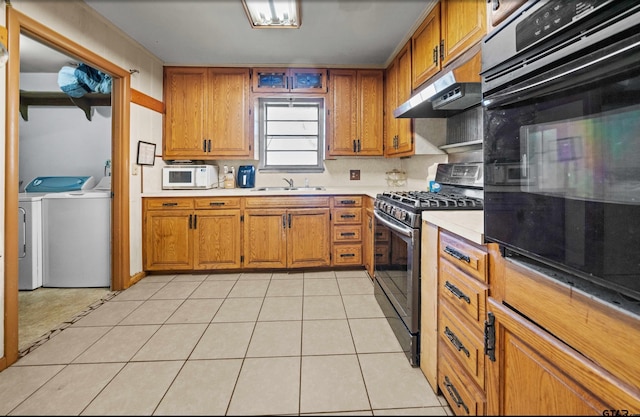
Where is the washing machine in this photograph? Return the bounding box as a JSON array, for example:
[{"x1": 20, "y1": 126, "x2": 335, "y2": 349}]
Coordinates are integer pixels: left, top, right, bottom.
[
  {"x1": 23, "y1": 175, "x2": 111, "y2": 288},
  {"x1": 18, "y1": 193, "x2": 44, "y2": 290}
]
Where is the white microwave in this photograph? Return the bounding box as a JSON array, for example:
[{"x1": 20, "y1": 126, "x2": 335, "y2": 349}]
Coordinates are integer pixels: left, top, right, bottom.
[{"x1": 162, "y1": 165, "x2": 218, "y2": 190}]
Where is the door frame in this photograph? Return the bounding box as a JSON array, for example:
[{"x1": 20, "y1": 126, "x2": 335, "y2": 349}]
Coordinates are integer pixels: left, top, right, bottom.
[{"x1": 2, "y1": 7, "x2": 131, "y2": 368}]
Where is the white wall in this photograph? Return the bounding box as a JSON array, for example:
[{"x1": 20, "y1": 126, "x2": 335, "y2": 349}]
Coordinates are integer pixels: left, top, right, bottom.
[
  {"x1": 1, "y1": 0, "x2": 165, "y2": 357},
  {"x1": 19, "y1": 73, "x2": 112, "y2": 188}
]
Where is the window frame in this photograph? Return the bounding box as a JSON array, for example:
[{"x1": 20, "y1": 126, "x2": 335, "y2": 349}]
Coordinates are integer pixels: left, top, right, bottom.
[{"x1": 257, "y1": 97, "x2": 325, "y2": 173}]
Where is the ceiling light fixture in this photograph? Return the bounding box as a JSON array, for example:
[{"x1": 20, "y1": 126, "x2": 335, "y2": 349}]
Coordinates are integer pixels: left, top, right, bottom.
[{"x1": 242, "y1": 0, "x2": 300, "y2": 29}]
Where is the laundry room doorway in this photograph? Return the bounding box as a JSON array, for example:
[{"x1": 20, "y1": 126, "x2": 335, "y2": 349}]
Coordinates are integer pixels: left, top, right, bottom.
[
  {"x1": 4, "y1": 7, "x2": 132, "y2": 367},
  {"x1": 16, "y1": 34, "x2": 114, "y2": 353}
]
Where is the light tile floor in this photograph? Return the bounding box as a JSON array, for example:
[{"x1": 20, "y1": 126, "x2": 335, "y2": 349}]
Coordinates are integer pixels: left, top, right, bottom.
[{"x1": 0, "y1": 269, "x2": 453, "y2": 416}]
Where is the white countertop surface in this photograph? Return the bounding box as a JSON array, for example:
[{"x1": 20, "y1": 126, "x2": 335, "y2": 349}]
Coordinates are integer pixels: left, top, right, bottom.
[
  {"x1": 142, "y1": 186, "x2": 396, "y2": 199},
  {"x1": 422, "y1": 210, "x2": 485, "y2": 245}
]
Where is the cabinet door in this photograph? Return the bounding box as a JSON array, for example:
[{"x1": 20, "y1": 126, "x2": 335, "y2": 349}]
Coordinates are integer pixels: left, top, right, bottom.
[
  {"x1": 384, "y1": 60, "x2": 398, "y2": 155},
  {"x1": 144, "y1": 209, "x2": 193, "y2": 271},
  {"x1": 440, "y1": 0, "x2": 486, "y2": 67},
  {"x1": 252, "y1": 68, "x2": 327, "y2": 93},
  {"x1": 243, "y1": 209, "x2": 287, "y2": 268},
  {"x1": 163, "y1": 67, "x2": 208, "y2": 159},
  {"x1": 486, "y1": 299, "x2": 621, "y2": 416},
  {"x1": 385, "y1": 42, "x2": 413, "y2": 157},
  {"x1": 363, "y1": 209, "x2": 375, "y2": 278},
  {"x1": 328, "y1": 69, "x2": 358, "y2": 156},
  {"x1": 395, "y1": 42, "x2": 414, "y2": 155},
  {"x1": 356, "y1": 70, "x2": 384, "y2": 156},
  {"x1": 206, "y1": 68, "x2": 252, "y2": 158},
  {"x1": 412, "y1": 3, "x2": 441, "y2": 90},
  {"x1": 290, "y1": 68, "x2": 327, "y2": 93},
  {"x1": 287, "y1": 208, "x2": 331, "y2": 268},
  {"x1": 252, "y1": 68, "x2": 289, "y2": 92},
  {"x1": 194, "y1": 209, "x2": 242, "y2": 269}
]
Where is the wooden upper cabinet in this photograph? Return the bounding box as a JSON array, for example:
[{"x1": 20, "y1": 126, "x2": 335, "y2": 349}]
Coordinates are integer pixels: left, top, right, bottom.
[
  {"x1": 163, "y1": 67, "x2": 208, "y2": 159},
  {"x1": 163, "y1": 67, "x2": 252, "y2": 160},
  {"x1": 251, "y1": 68, "x2": 328, "y2": 93},
  {"x1": 328, "y1": 69, "x2": 383, "y2": 157},
  {"x1": 206, "y1": 67, "x2": 252, "y2": 158},
  {"x1": 385, "y1": 42, "x2": 413, "y2": 157},
  {"x1": 440, "y1": 0, "x2": 486, "y2": 67},
  {"x1": 412, "y1": 3, "x2": 441, "y2": 90},
  {"x1": 488, "y1": 0, "x2": 526, "y2": 28}
]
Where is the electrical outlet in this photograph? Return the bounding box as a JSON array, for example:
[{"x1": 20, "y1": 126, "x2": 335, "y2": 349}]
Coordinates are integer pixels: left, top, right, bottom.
[
  {"x1": 132, "y1": 164, "x2": 139, "y2": 176},
  {"x1": 350, "y1": 169, "x2": 360, "y2": 180}
]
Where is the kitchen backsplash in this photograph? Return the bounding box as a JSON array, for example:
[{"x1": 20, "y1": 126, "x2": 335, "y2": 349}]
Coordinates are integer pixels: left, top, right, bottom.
[{"x1": 142, "y1": 154, "x2": 449, "y2": 192}]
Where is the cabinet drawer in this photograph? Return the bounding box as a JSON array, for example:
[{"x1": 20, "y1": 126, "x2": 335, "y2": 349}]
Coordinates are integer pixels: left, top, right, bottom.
[
  {"x1": 145, "y1": 198, "x2": 194, "y2": 210},
  {"x1": 439, "y1": 230, "x2": 487, "y2": 283},
  {"x1": 333, "y1": 244, "x2": 362, "y2": 265},
  {"x1": 439, "y1": 302, "x2": 485, "y2": 390},
  {"x1": 439, "y1": 258, "x2": 487, "y2": 330},
  {"x1": 333, "y1": 208, "x2": 362, "y2": 224},
  {"x1": 439, "y1": 347, "x2": 486, "y2": 416},
  {"x1": 245, "y1": 196, "x2": 330, "y2": 208},
  {"x1": 333, "y1": 196, "x2": 363, "y2": 207},
  {"x1": 333, "y1": 225, "x2": 362, "y2": 242},
  {"x1": 194, "y1": 197, "x2": 240, "y2": 209}
]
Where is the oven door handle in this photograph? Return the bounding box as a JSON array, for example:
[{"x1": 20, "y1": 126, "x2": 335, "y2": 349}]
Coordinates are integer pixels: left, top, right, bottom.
[{"x1": 374, "y1": 210, "x2": 414, "y2": 238}]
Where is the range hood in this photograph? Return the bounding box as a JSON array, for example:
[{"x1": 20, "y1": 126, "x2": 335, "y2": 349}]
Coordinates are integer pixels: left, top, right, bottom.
[{"x1": 394, "y1": 45, "x2": 482, "y2": 118}]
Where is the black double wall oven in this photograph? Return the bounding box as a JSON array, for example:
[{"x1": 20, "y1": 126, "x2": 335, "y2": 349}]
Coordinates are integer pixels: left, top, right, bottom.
[{"x1": 482, "y1": 0, "x2": 640, "y2": 307}]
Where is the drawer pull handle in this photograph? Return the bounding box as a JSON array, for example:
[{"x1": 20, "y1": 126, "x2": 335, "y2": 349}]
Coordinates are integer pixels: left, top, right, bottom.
[
  {"x1": 340, "y1": 199, "x2": 356, "y2": 205},
  {"x1": 340, "y1": 253, "x2": 356, "y2": 257},
  {"x1": 444, "y1": 281, "x2": 471, "y2": 304},
  {"x1": 209, "y1": 201, "x2": 225, "y2": 206},
  {"x1": 340, "y1": 214, "x2": 356, "y2": 219},
  {"x1": 444, "y1": 375, "x2": 469, "y2": 414},
  {"x1": 340, "y1": 232, "x2": 356, "y2": 237},
  {"x1": 444, "y1": 326, "x2": 470, "y2": 357},
  {"x1": 444, "y1": 246, "x2": 470, "y2": 263},
  {"x1": 162, "y1": 202, "x2": 178, "y2": 207}
]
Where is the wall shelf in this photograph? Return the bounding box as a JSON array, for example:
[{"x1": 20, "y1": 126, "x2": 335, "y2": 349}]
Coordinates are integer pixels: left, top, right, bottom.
[{"x1": 19, "y1": 90, "x2": 111, "y2": 121}]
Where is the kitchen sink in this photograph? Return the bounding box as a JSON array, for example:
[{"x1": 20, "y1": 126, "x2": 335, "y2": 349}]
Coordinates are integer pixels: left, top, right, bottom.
[{"x1": 251, "y1": 186, "x2": 326, "y2": 192}]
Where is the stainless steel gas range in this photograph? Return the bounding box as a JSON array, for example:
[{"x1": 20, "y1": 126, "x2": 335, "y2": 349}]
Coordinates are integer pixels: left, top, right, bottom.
[{"x1": 373, "y1": 162, "x2": 483, "y2": 366}]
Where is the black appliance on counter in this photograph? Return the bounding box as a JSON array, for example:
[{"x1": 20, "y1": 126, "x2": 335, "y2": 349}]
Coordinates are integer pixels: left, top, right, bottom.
[
  {"x1": 373, "y1": 162, "x2": 483, "y2": 366},
  {"x1": 482, "y1": 0, "x2": 640, "y2": 308},
  {"x1": 237, "y1": 165, "x2": 256, "y2": 188}
]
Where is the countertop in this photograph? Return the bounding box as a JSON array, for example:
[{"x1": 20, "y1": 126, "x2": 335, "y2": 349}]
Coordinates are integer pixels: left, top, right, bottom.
[
  {"x1": 422, "y1": 210, "x2": 484, "y2": 245},
  {"x1": 142, "y1": 186, "x2": 396, "y2": 199},
  {"x1": 143, "y1": 187, "x2": 485, "y2": 244}
]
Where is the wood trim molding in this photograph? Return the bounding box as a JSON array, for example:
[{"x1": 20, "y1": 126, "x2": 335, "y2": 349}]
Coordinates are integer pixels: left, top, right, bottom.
[
  {"x1": 131, "y1": 89, "x2": 164, "y2": 114},
  {"x1": 3, "y1": 6, "x2": 132, "y2": 369}
]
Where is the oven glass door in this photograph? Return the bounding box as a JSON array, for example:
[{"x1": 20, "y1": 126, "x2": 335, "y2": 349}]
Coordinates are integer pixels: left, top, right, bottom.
[
  {"x1": 483, "y1": 30, "x2": 640, "y2": 300},
  {"x1": 373, "y1": 210, "x2": 420, "y2": 334}
]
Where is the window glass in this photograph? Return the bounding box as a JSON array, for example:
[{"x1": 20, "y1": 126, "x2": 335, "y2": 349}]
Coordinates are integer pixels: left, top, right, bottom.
[{"x1": 258, "y1": 98, "x2": 324, "y2": 172}]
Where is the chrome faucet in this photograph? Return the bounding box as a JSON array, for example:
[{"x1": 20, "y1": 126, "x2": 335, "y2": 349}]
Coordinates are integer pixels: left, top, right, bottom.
[{"x1": 283, "y1": 178, "x2": 294, "y2": 188}]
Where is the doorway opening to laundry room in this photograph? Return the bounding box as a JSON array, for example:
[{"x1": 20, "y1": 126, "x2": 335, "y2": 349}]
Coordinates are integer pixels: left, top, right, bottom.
[
  {"x1": 16, "y1": 33, "x2": 114, "y2": 353},
  {"x1": 4, "y1": 7, "x2": 132, "y2": 369}
]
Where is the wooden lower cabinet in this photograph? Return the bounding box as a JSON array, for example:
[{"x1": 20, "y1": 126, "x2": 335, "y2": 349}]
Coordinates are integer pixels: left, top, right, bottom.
[
  {"x1": 243, "y1": 196, "x2": 331, "y2": 268},
  {"x1": 363, "y1": 197, "x2": 375, "y2": 278},
  {"x1": 437, "y1": 229, "x2": 488, "y2": 416},
  {"x1": 487, "y1": 299, "x2": 616, "y2": 415},
  {"x1": 143, "y1": 197, "x2": 242, "y2": 271},
  {"x1": 486, "y1": 251, "x2": 640, "y2": 415},
  {"x1": 331, "y1": 196, "x2": 363, "y2": 266}
]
